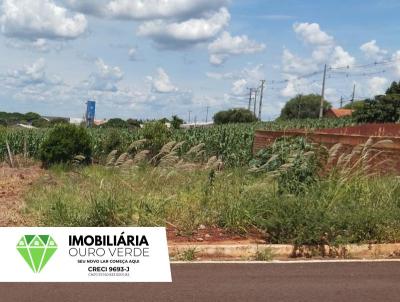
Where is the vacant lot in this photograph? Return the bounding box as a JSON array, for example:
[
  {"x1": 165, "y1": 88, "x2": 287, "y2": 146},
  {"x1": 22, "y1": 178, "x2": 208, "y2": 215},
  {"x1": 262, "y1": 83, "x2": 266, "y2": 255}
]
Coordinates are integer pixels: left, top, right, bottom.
[
  {"x1": 2, "y1": 120, "x2": 400, "y2": 250},
  {"x1": 22, "y1": 164, "x2": 400, "y2": 246},
  {"x1": 0, "y1": 164, "x2": 43, "y2": 226}
]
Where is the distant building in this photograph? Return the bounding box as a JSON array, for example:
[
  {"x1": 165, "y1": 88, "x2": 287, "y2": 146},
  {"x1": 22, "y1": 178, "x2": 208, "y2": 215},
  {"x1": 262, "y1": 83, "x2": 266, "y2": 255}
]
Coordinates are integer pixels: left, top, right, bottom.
[
  {"x1": 70, "y1": 118, "x2": 84, "y2": 125},
  {"x1": 70, "y1": 118, "x2": 107, "y2": 126},
  {"x1": 180, "y1": 122, "x2": 214, "y2": 129},
  {"x1": 94, "y1": 119, "x2": 107, "y2": 126},
  {"x1": 325, "y1": 109, "x2": 354, "y2": 118},
  {"x1": 42, "y1": 116, "x2": 70, "y2": 123}
]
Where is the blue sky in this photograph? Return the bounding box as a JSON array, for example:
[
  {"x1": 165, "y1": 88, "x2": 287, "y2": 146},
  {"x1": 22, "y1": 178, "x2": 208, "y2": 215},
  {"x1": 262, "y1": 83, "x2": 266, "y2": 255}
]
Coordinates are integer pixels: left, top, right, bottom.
[{"x1": 1, "y1": 0, "x2": 400, "y2": 121}]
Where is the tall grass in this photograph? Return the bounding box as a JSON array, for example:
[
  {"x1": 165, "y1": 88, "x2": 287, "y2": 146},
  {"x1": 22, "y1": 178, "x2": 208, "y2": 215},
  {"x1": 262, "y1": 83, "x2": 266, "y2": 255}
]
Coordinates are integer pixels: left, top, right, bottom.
[{"x1": 24, "y1": 165, "x2": 400, "y2": 245}]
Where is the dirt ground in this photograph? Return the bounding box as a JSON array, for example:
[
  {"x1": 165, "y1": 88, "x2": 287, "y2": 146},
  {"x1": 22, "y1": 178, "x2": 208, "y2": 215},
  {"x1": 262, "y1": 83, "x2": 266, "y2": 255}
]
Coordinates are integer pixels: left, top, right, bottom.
[
  {"x1": 0, "y1": 164, "x2": 44, "y2": 226},
  {"x1": 167, "y1": 226, "x2": 266, "y2": 245}
]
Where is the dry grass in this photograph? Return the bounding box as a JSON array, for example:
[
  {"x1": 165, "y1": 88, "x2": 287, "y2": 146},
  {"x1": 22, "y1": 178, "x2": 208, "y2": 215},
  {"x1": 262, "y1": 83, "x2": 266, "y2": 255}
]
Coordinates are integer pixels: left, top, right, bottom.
[{"x1": 106, "y1": 140, "x2": 224, "y2": 172}]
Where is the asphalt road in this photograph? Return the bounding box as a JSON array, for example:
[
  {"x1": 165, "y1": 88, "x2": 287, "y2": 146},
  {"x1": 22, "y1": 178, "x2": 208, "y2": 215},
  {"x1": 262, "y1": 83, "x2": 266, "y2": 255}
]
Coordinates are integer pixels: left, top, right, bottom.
[{"x1": 1, "y1": 262, "x2": 400, "y2": 302}]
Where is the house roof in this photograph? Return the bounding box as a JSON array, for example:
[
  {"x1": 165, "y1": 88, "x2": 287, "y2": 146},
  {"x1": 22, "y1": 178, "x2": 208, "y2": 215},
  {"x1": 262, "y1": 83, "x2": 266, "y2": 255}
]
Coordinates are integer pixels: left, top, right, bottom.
[
  {"x1": 326, "y1": 108, "x2": 354, "y2": 118},
  {"x1": 94, "y1": 119, "x2": 107, "y2": 126}
]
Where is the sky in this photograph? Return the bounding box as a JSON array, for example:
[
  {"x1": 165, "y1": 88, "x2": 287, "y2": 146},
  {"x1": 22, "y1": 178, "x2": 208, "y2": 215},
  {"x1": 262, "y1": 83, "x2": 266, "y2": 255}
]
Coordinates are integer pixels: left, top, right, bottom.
[{"x1": 0, "y1": 0, "x2": 400, "y2": 121}]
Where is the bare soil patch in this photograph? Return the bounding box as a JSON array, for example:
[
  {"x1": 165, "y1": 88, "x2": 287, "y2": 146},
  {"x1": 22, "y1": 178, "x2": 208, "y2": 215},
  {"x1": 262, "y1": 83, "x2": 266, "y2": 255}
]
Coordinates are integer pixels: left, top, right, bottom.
[
  {"x1": 167, "y1": 226, "x2": 266, "y2": 245},
  {"x1": 0, "y1": 164, "x2": 44, "y2": 226}
]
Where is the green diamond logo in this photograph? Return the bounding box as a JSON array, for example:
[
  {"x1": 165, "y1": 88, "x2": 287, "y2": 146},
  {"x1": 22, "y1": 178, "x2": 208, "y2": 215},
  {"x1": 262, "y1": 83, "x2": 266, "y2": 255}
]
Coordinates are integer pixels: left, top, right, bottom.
[{"x1": 17, "y1": 235, "x2": 57, "y2": 273}]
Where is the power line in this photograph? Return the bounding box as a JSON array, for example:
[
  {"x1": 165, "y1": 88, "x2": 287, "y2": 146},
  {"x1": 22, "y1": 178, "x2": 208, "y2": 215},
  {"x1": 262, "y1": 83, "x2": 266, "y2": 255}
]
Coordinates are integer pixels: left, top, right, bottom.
[
  {"x1": 328, "y1": 56, "x2": 400, "y2": 71},
  {"x1": 264, "y1": 56, "x2": 399, "y2": 90}
]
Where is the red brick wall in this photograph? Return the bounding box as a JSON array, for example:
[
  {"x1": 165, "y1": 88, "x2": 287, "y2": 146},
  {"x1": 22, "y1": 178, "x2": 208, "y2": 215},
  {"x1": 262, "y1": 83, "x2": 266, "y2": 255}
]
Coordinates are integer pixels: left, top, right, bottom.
[{"x1": 253, "y1": 124, "x2": 400, "y2": 173}]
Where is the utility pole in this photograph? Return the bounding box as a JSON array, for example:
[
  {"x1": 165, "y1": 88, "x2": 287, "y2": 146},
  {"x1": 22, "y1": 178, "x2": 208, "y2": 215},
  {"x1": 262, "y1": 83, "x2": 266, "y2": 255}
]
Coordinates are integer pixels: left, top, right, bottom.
[
  {"x1": 247, "y1": 88, "x2": 253, "y2": 111},
  {"x1": 188, "y1": 111, "x2": 192, "y2": 124},
  {"x1": 253, "y1": 88, "x2": 258, "y2": 116},
  {"x1": 340, "y1": 96, "x2": 343, "y2": 108},
  {"x1": 319, "y1": 64, "x2": 327, "y2": 119},
  {"x1": 205, "y1": 106, "x2": 210, "y2": 123},
  {"x1": 258, "y1": 80, "x2": 266, "y2": 121},
  {"x1": 297, "y1": 94, "x2": 302, "y2": 119},
  {"x1": 351, "y1": 84, "x2": 356, "y2": 109}
]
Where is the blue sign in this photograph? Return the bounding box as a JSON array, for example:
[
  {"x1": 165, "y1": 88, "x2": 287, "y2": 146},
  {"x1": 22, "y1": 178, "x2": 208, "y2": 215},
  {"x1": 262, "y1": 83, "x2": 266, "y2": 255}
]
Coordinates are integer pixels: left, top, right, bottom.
[{"x1": 86, "y1": 101, "x2": 96, "y2": 126}]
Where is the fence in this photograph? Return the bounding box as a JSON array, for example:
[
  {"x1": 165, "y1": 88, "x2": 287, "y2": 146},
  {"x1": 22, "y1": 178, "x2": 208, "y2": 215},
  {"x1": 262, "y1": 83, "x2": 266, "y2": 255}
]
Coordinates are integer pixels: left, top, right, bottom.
[{"x1": 253, "y1": 123, "x2": 400, "y2": 173}]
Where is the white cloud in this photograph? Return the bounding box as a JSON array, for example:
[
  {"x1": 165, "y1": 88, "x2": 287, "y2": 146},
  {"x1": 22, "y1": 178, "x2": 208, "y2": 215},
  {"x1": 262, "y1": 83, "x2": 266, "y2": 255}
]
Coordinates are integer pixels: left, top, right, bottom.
[
  {"x1": 64, "y1": 0, "x2": 110, "y2": 16},
  {"x1": 293, "y1": 22, "x2": 334, "y2": 46},
  {"x1": 32, "y1": 39, "x2": 50, "y2": 52},
  {"x1": 0, "y1": 58, "x2": 67, "y2": 104},
  {"x1": 128, "y1": 48, "x2": 137, "y2": 60},
  {"x1": 65, "y1": 0, "x2": 228, "y2": 20},
  {"x1": 106, "y1": 0, "x2": 228, "y2": 20},
  {"x1": 393, "y1": 51, "x2": 400, "y2": 76},
  {"x1": 282, "y1": 49, "x2": 317, "y2": 75},
  {"x1": 292, "y1": 22, "x2": 355, "y2": 68},
  {"x1": 65, "y1": 0, "x2": 231, "y2": 50},
  {"x1": 280, "y1": 79, "x2": 299, "y2": 98},
  {"x1": 87, "y1": 59, "x2": 124, "y2": 92},
  {"x1": 330, "y1": 46, "x2": 356, "y2": 68},
  {"x1": 280, "y1": 22, "x2": 356, "y2": 99},
  {"x1": 208, "y1": 31, "x2": 265, "y2": 65},
  {"x1": 4, "y1": 37, "x2": 65, "y2": 53},
  {"x1": 231, "y1": 79, "x2": 247, "y2": 95},
  {"x1": 368, "y1": 76, "x2": 388, "y2": 96},
  {"x1": 206, "y1": 64, "x2": 264, "y2": 97},
  {"x1": 209, "y1": 54, "x2": 226, "y2": 66},
  {"x1": 1, "y1": 58, "x2": 63, "y2": 87},
  {"x1": 360, "y1": 40, "x2": 387, "y2": 60},
  {"x1": 280, "y1": 77, "x2": 321, "y2": 98},
  {"x1": 137, "y1": 7, "x2": 230, "y2": 48},
  {"x1": 150, "y1": 68, "x2": 178, "y2": 93},
  {"x1": 0, "y1": 0, "x2": 87, "y2": 40}
]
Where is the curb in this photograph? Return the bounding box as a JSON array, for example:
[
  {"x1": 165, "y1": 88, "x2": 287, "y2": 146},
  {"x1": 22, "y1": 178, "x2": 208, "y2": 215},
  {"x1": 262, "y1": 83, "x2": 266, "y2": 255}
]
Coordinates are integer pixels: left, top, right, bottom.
[{"x1": 169, "y1": 243, "x2": 400, "y2": 261}]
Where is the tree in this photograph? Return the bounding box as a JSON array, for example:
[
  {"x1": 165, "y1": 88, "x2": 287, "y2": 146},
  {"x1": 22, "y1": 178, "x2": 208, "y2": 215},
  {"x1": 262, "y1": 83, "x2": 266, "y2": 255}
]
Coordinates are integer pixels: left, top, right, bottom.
[
  {"x1": 353, "y1": 81, "x2": 400, "y2": 123},
  {"x1": 127, "y1": 118, "x2": 141, "y2": 128},
  {"x1": 280, "y1": 94, "x2": 331, "y2": 119},
  {"x1": 159, "y1": 117, "x2": 170, "y2": 124},
  {"x1": 24, "y1": 112, "x2": 41, "y2": 122},
  {"x1": 386, "y1": 81, "x2": 400, "y2": 95},
  {"x1": 343, "y1": 100, "x2": 365, "y2": 111},
  {"x1": 171, "y1": 115, "x2": 184, "y2": 129},
  {"x1": 102, "y1": 118, "x2": 129, "y2": 128},
  {"x1": 0, "y1": 111, "x2": 41, "y2": 126},
  {"x1": 353, "y1": 95, "x2": 400, "y2": 123},
  {"x1": 213, "y1": 108, "x2": 257, "y2": 124},
  {"x1": 32, "y1": 118, "x2": 51, "y2": 128},
  {"x1": 50, "y1": 118, "x2": 69, "y2": 126}
]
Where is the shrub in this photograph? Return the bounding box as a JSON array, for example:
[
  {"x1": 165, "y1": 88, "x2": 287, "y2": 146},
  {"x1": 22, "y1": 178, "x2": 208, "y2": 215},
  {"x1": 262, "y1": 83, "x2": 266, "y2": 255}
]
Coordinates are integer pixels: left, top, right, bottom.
[
  {"x1": 102, "y1": 129, "x2": 123, "y2": 155},
  {"x1": 171, "y1": 115, "x2": 184, "y2": 129},
  {"x1": 353, "y1": 81, "x2": 400, "y2": 123},
  {"x1": 142, "y1": 121, "x2": 171, "y2": 153},
  {"x1": 249, "y1": 137, "x2": 320, "y2": 195},
  {"x1": 32, "y1": 118, "x2": 50, "y2": 128},
  {"x1": 353, "y1": 95, "x2": 400, "y2": 123},
  {"x1": 214, "y1": 108, "x2": 257, "y2": 124},
  {"x1": 39, "y1": 124, "x2": 92, "y2": 166},
  {"x1": 127, "y1": 118, "x2": 141, "y2": 128},
  {"x1": 102, "y1": 118, "x2": 129, "y2": 128}
]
